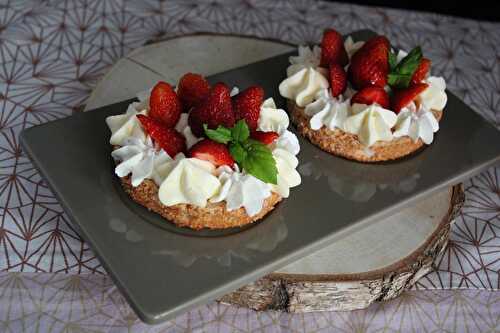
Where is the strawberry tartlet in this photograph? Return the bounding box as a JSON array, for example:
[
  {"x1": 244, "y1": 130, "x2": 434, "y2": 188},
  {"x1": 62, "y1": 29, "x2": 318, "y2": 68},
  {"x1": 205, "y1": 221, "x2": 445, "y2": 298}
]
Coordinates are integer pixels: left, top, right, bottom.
[
  {"x1": 279, "y1": 29, "x2": 448, "y2": 162},
  {"x1": 106, "y1": 73, "x2": 301, "y2": 230}
]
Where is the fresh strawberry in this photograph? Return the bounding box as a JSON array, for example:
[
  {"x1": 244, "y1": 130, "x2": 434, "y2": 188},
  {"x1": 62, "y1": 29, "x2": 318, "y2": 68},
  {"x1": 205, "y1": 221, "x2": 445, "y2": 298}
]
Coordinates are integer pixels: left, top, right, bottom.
[
  {"x1": 188, "y1": 82, "x2": 235, "y2": 137},
  {"x1": 232, "y1": 86, "x2": 264, "y2": 132},
  {"x1": 188, "y1": 139, "x2": 234, "y2": 167},
  {"x1": 251, "y1": 131, "x2": 279, "y2": 145},
  {"x1": 320, "y1": 29, "x2": 348, "y2": 67},
  {"x1": 410, "y1": 58, "x2": 431, "y2": 85},
  {"x1": 351, "y1": 87, "x2": 390, "y2": 109},
  {"x1": 137, "y1": 114, "x2": 186, "y2": 157},
  {"x1": 391, "y1": 83, "x2": 429, "y2": 113},
  {"x1": 149, "y1": 81, "x2": 182, "y2": 127},
  {"x1": 348, "y1": 35, "x2": 390, "y2": 90},
  {"x1": 329, "y1": 63, "x2": 347, "y2": 97},
  {"x1": 177, "y1": 73, "x2": 210, "y2": 111}
]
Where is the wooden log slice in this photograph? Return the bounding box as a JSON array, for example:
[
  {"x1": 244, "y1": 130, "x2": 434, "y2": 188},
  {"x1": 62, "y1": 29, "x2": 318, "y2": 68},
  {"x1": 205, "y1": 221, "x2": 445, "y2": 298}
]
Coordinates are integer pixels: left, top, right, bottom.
[{"x1": 86, "y1": 34, "x2": 464, "y2": 312}]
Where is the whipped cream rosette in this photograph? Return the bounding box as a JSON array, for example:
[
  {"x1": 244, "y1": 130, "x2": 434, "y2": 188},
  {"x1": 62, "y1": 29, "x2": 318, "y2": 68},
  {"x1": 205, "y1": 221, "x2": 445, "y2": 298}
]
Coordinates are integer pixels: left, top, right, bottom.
[
  {"x1": 280, "y1": 28, "x2": 448, "y2": 162},
  {"x1": 106, "y1": 74, "x2": 301, "y2": 229}
]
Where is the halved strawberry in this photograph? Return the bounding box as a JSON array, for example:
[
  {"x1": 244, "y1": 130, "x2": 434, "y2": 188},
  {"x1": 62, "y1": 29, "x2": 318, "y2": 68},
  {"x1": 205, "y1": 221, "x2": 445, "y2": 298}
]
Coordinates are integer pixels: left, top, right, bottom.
[
  {"x1": 137, "y1": 114, "x2": 186, "y2": 157},
  {"x1": 320, "y1": 29, "x2": 348, "y2": 67},
  {"x1": 410, "y1": 58, "x2": 431, "y2": 85},
  {"x1": 348, "y1": 35, "x2": 390, "y2": 90},
  {"x1": 177, "y1": 73, "x2": 210, "y2": 111},
  {"x1": 391, "y1": 83, "x2": 429, "y2": 113},
  {"x1": 187, "y1": 139, "x2": 234, "y2": 167},
  {"x1": 188, "y1": 82, "x2": 235, "y2": 137},
  {"x1": 329, "y1": 63, "x2": 347, "y2": 98},
  {"x1": 233, "y1": 86, "x2": 264, "y2": 132},
  {"x1": 251, "y1": 131, "x2": 279, "y2": 145},
  {"x1": 149, "y1": 81, "x2": 182, "y2": 127},
  {"x1": 351, "y1": 87, "x2": 390, "y2": 109}
]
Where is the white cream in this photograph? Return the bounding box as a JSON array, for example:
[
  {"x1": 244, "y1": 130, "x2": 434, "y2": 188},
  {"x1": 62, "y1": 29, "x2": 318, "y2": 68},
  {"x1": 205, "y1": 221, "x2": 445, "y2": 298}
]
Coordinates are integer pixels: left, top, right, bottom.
[
  {"x1": 258, "y1": 98, "x2": 289, "y2": 134},
  {"x1": 274, "y1": 130, "x2": 300, "y2": 155},
  {"x1": 174, "y1": 113, "x2": 200, "y2": 149},
  {"x1": 211, "y1": 165, "x2": 272, "y2": 216},
  {"x1": 418, "y1": 76, "x2": 447, "y2": 111},
  {"x1": 272, "y1": 148, "x2": 301, "y2": 198},
  {"x1": 106, "y1": 103, "x2": 147, "y2": 146},
  {"x1": 111, "y1": 136, "x2": 172, "y2": 187},
  {"x1": 279, "y1": 67, "x2": 329, "y2": 107},
  {"x1": 287, "y1": 45, "x2": 322, "y2": 77},
  {"x1": 344, "y1": 104, "x2": 398, "y2": 147},
  {"x1": 157, "y1": 155, "x2": 220, "y2": 207},
  {"x1": 344, "y1": 36, "x2": 364, "y2": 59},
  {"x1": 393, "y1": 102, "x2": 439, "y2": 144},
  {"x1": 304, "y1": 88, "x2": 349, "y2": 130}
]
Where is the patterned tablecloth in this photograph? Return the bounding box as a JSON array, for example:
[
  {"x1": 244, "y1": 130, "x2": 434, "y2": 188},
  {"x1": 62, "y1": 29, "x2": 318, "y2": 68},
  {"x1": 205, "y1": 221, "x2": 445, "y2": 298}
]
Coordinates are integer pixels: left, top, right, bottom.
[{"x1": 0, "y1": 0, "x2": 499, "y2": 331}]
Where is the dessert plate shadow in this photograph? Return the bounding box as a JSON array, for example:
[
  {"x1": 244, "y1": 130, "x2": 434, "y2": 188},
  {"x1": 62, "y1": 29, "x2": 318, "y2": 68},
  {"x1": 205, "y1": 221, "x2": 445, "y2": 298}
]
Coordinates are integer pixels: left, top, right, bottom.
[{"x1": 20, "y1": 30, "x2": 500, "y2": 324}]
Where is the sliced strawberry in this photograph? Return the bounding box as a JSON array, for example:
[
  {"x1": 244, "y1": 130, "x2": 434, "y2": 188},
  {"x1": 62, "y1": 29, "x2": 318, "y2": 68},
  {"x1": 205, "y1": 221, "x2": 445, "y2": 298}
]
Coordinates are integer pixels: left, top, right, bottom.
[
  {"x1": 137, "y1": 114, "x2": 186, "y2": 157},
  {"x1": 391, "y1": 83, "x2": 429, "y2": 113},
  {"x1": 320, "y1": 29, "x2": 348, "y2": 67},
  {"x1": 410, "y1": 58, "x2": 431, "y2": 85},
  {"x1": 348, "y1": 35, "x2": 390, "y2": 90},
  {"x1": 351, "y1": 87, "x2": 390, "y2": 109},
  {"x1": 329, "y1": 63, "x2": 347, "y2": 98},
  {"x1": 188, "y1": 139, "x2": 234, "y2": 167},
  {"x1": 251, "y1": 131, "x2": 279, "y2": 145},
  {"x1": 188, "y1": 82, "x2": 235, "y2": 137},
  {"x1": 149, "y1": 81, "x2": 182, "y2": 127},
  {"x1": 177, "y1": 72, "x2": 210, "y2": 111},
  {"x1": 232, "y1": 86, "x2": 264, "y2": 132}
]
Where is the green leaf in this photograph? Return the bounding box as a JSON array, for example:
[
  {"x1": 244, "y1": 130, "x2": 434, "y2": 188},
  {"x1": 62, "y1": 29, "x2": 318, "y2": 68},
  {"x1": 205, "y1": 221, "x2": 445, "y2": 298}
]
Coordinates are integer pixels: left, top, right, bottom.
[
  {"x1": 395, "y1": 46, "x2": 422, "y2": 75},
  {"x1": 241, "y1": 141, "x2": 277, "y2": 185},
  {"x1": 387, "y1": 73, "x2": 412, "y2": 89},
  {"x1": 388, "y1": 46, "x2": 422, "y2": 89},
  {"x1": 204, "y1": 124, "x2": 232, "y2": 144},
  {"x1": 231, "y1": 119, "x2": 250, "y2": 142},
  {"x1": 229, "y1": 142, "x2": 247, "y2": 164},
  {"x1": 388, "y1": 51, "x2": 398, "y2": 71}
]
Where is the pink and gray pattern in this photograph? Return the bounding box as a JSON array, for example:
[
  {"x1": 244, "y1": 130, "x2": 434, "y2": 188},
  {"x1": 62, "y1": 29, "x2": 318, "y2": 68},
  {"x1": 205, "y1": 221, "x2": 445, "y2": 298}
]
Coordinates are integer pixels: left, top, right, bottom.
[{"x1": 0, "y1": 0, "x2": 499, "y2": 331}]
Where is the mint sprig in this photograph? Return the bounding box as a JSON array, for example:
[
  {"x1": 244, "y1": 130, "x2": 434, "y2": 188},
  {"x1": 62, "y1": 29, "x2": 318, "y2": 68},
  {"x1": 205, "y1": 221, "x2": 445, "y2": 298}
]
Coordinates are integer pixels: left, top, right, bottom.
[
  {"x1": 204, "y1": 120, "x2": 278, "y2": 185},
  {"x1": 387, "y1": 46, "x2": 422, "y2": 89}
]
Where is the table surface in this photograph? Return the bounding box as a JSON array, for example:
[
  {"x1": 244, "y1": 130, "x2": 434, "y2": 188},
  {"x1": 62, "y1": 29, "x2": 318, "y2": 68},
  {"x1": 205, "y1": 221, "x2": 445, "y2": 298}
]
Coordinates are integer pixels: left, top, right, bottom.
[{"x1": 0, "y1": 0, "x2": 499, "y2": 331}]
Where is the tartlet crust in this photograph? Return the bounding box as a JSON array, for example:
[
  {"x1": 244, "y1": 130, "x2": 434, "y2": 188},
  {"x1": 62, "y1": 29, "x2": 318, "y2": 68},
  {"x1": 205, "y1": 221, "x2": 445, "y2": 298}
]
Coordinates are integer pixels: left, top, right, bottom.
[
  {"x1": 119, "y1": 174, "x2": 282, "y2": 230},
  {"x1": 289, "y1": 100, "x2": 443, "y2": 162}
]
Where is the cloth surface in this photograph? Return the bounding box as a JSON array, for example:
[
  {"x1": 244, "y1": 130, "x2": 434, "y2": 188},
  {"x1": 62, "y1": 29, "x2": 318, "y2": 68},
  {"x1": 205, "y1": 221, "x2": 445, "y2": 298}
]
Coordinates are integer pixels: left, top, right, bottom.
[{"x1": 0, "y1": 0, "x2": 499, "y2": 331}]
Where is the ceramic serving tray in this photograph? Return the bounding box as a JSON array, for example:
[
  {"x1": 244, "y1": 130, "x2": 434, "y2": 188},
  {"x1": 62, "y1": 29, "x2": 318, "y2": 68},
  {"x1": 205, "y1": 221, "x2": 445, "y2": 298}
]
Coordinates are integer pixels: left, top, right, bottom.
[{"x1": 20, "y1": 30, "x2": 500, "y2": 324}]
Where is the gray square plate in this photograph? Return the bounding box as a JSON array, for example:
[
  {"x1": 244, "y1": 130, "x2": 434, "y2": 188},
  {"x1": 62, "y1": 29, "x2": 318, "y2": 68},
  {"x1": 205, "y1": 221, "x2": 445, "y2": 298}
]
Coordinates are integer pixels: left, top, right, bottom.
[{"x1": 20, "y1": 30, "x2": 500, "y2": 324}]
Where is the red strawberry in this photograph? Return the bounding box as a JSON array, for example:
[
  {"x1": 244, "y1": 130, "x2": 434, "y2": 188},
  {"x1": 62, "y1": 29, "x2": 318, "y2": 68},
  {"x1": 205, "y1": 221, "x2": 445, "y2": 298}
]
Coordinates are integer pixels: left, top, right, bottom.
[
  {"x1": 149, "y1": 81, "x2": 182, "y2": 127},
  {"x1": 251, "y1": 131, "x2": 279, "y2": 145},
  {"x1": 177, "y1": 73, "x2": 210, "y2": 111},
  {"x1": 410, "y1": 58, "x2": 431, "y2": 85},
  {"x1": 348, "y1": 36, "x2": 390, "y2": 90},
  {"x1": 329, "y1": 63, "x2": 347, "y2": 97},
  {"x1": 320, "y1": 29, "x2": 348, "y2": 67},
  {"x1": 137, "y1": 114, "x2": 186, "y2": 157},
  {"x1": 351, "y1": 87, "x2": 390, "y2": 109},
  {"x1": 232, "y1": 86, "x2": 264, "y2": 132},
  {"x1": 391, "y1": 83, "x2": 429, "y2": 113},
  {"x1": 188, "y1": 139, "x2": 234, "y2": 167},
  {"x1": 188, "y1": 82, "x2": 235, "y2": 137}
]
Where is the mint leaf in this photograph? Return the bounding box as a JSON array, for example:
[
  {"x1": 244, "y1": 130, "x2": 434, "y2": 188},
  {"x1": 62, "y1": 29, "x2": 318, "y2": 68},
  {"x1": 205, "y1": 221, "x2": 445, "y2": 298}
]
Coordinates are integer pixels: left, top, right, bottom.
[
  {"x1": 388, "y1": 51, "x2": 398, "y2": 71},
  {"x1": 229, "y1": 142, "x2": 247, "y2": 164},
  {"x1": 387, "y1": 73, "x2": 412, "y2": 89},
  {"x1": 388, "y1": 46, "x2": 422, "y2": 89},
  {"x1": 231, "y1": 119, "x2": 250, "y2": 142},
  {"x1": 241, "y1": 140, "x2": 277, "y2": 185},
  {"x1": 395, "y1": 46, "x2": 422, "y2": 76},
  {"x1": 204, "y1": 124, "x2": 232, "y2": 144}
]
